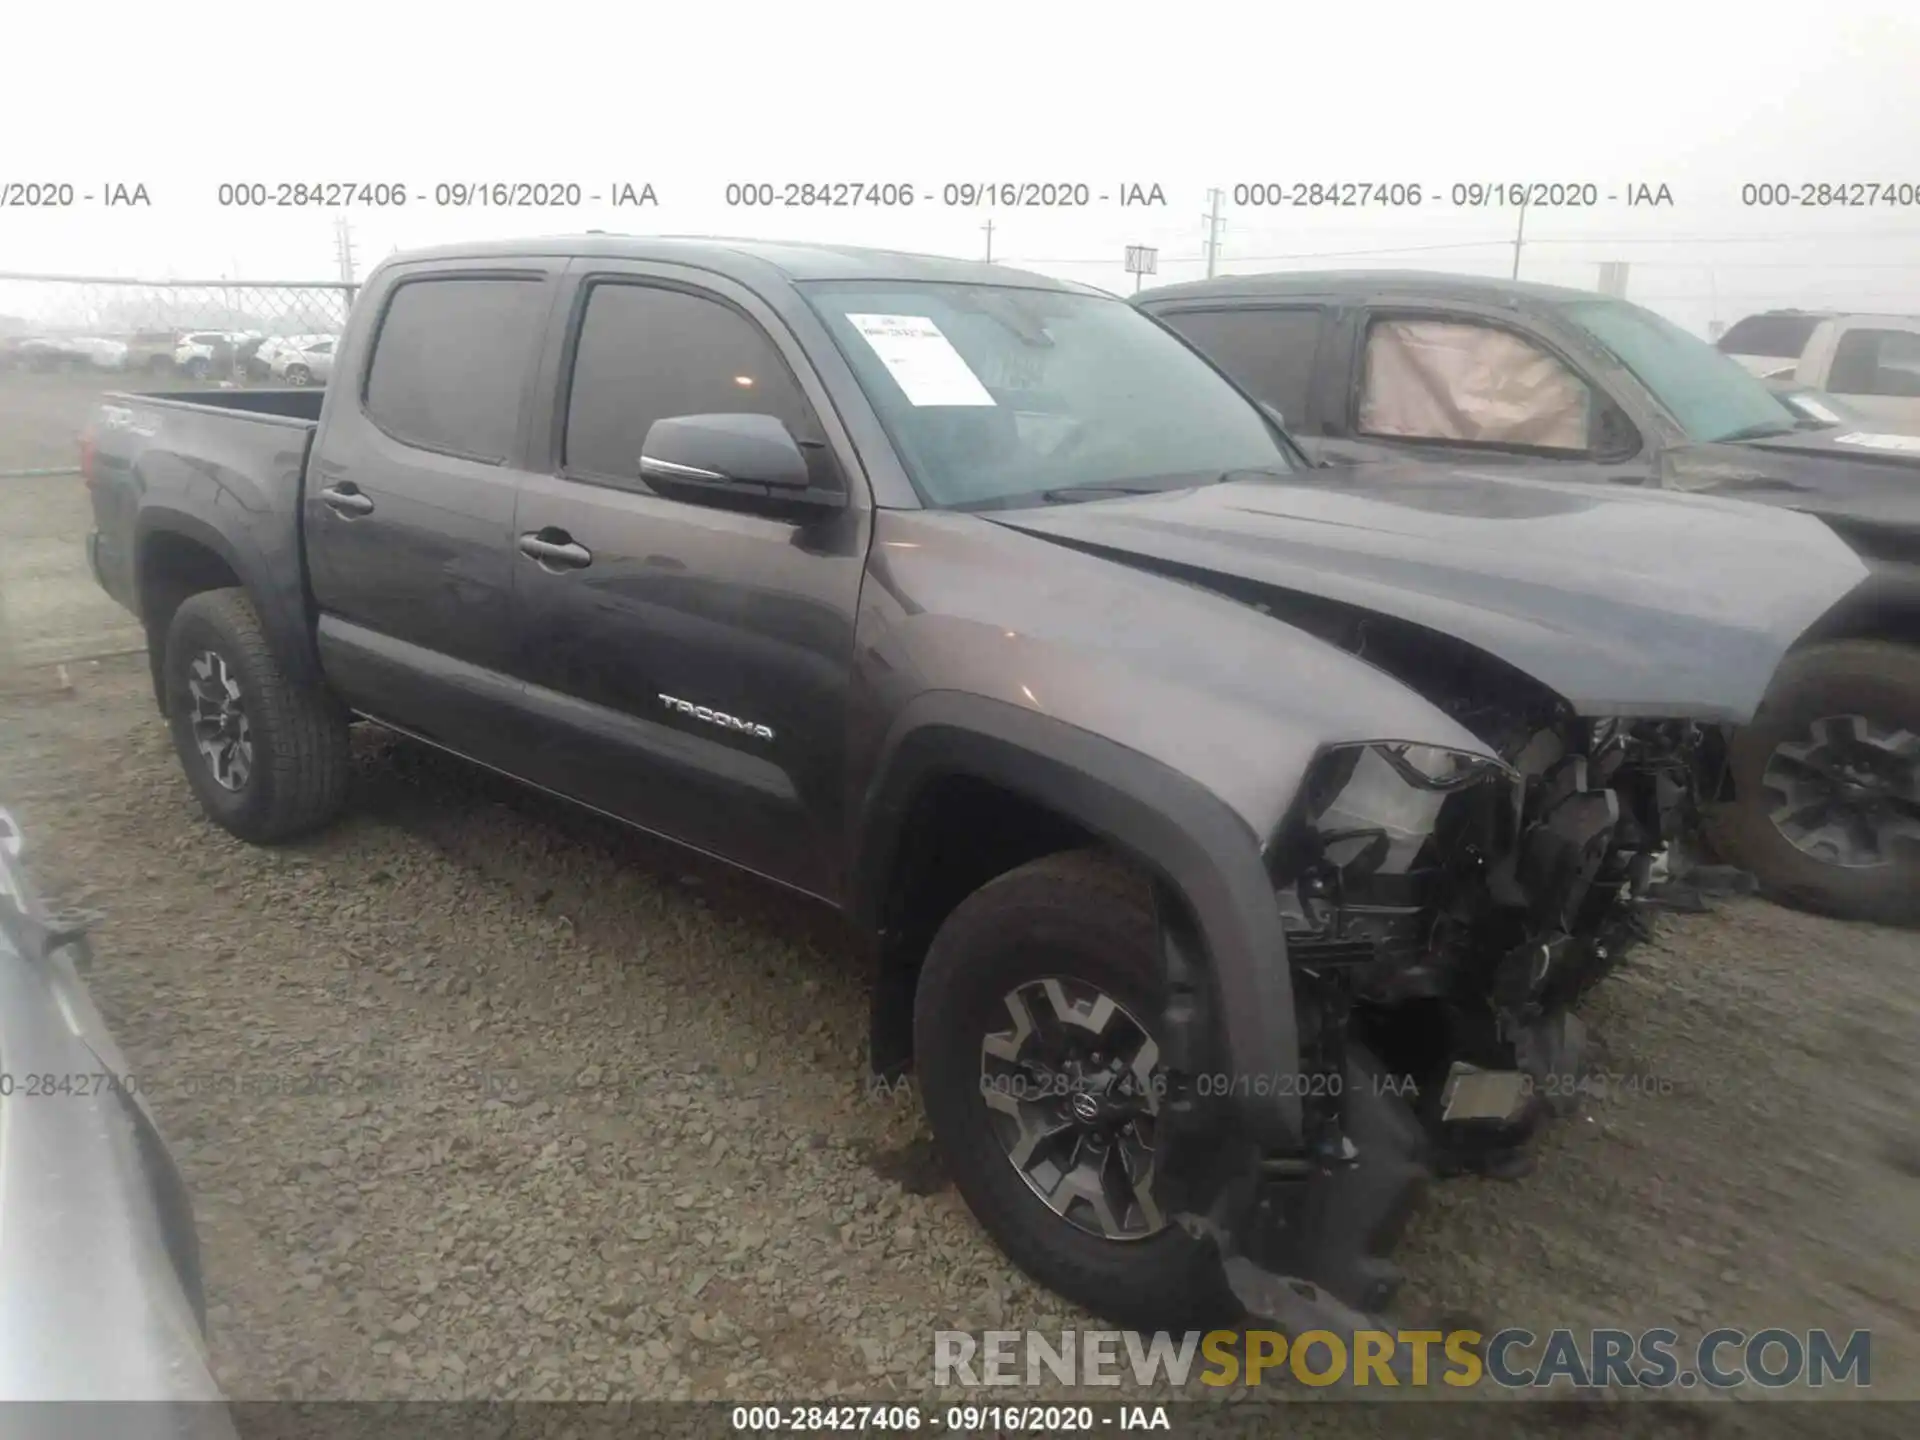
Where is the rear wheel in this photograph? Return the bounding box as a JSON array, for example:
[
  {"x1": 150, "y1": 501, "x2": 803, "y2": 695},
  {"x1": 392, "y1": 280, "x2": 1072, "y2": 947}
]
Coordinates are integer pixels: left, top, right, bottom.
[
  {"x1": 184, "y1": 356, "x2": 210, "y2": 381},
  {"x1": 913, "y1": 850, "x2": 1238, "y2": 1330},
  {"x1": 285, "y1": 364, "x2": 311, "y2": 386},
  {"x1": 1713, "y1": 640, "x2": 1920, "y2": 924},
  {"x1": 163, "y1": 589, "x2": 349, "y2": 843}
]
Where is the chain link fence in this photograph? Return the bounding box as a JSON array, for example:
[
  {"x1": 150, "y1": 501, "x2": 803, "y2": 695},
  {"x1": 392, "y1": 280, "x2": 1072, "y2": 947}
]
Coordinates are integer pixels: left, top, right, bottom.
[{"x1": 0, "y1": 273, "x2": 357, "y2": 389}]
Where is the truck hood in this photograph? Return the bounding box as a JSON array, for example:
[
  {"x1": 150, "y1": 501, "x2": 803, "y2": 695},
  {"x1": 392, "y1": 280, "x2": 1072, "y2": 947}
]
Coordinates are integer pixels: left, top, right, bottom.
[
  {"x1": 1666, "y1": 430, "x2": 1920, "y2": 545},
  {"x1": 986, "y1": 464, "x2": 1870, "y2": 724}
]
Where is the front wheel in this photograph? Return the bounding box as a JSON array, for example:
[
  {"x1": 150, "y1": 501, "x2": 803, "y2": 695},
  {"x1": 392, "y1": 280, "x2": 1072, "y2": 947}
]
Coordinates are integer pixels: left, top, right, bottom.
[
  {"x1": 285, "y1": 364, "x2": 311, "y2": 387},
  {"x1": 913, "y1": 850, "x2": 1238, "y2": 1331},
  {"x1": 163, "y1": 589, "x2": 350, "y2": 843},
  {"x1": 1713, "y1": 639, "x2": 1920, "y2": 925}
]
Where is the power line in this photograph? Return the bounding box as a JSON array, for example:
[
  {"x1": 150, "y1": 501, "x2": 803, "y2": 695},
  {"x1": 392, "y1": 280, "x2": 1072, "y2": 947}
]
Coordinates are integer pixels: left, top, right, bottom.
[{"x1": 1520, "y1": 229, "x2": 1920, "y2": 245}]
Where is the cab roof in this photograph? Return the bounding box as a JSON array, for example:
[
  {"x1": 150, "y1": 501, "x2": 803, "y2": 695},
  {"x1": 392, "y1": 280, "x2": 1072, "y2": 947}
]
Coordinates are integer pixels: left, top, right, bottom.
[
  {"x1": 1134, "y1": 269, "x2": 1609, "y2": 309},
  {"x1": 378, "y1": 234, "x2": 1109, "y2": 296}
]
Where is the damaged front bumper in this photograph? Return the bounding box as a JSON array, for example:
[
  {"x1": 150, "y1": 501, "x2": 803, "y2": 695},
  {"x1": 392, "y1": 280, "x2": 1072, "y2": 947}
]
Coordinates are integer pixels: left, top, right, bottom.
[{"x1": 1153, "y1": 727, "x2": 1683, "y2": 1327}]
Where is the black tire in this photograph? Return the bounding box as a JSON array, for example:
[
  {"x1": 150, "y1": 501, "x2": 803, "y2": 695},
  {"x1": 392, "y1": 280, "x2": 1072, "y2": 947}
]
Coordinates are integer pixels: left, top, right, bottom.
[
  {"x1": 163, "y1": 588, "x2": 349, "y2": 843},
  {"x1": 1710, "y1": 639, "x2": 1920, "y2": 925},
  {"x1": 285, "y1": 364, "x2": 311, "y2": 387},
  {"x1": 913, "y1": 849, "x2": 1239, "y2": 1331}
]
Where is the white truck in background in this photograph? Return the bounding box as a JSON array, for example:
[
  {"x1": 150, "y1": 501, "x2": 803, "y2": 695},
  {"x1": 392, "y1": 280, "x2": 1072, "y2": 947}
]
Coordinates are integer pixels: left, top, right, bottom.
[{"x1": 1717, "y1": 310, "x2": 1920, "y2": 431}]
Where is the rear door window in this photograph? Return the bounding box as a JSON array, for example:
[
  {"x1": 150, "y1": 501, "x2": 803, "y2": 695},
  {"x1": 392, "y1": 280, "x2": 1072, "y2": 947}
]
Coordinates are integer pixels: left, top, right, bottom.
[
  {"x1": 364, "y1": 275, "x2": 549, "y2": 462},
  {"x1": 1357, "y1": 316, "x2": 1593, "y2": 452},
  {"x1": 1156, "y1": 306, "x2": 1325, "y2": 428}
]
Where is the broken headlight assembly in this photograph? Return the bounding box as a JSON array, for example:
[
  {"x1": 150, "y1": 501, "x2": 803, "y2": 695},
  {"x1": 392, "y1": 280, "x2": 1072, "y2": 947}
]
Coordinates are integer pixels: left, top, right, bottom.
[{"x1": 1268, "y1": 740, "x2": 1521, "y2": 947}]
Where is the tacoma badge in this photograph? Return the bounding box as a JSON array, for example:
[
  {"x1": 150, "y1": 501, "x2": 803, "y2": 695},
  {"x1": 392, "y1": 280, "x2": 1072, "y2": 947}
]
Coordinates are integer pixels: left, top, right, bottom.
[{"x1": 658, "y1": 693, "x2": 774, "y2": 741}]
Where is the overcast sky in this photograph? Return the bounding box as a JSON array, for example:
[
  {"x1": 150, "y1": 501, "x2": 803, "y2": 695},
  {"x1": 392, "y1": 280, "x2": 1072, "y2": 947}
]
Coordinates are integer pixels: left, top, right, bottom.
[{"x1": 5, "y1": 0, "x2": 1919, "y2": 335}]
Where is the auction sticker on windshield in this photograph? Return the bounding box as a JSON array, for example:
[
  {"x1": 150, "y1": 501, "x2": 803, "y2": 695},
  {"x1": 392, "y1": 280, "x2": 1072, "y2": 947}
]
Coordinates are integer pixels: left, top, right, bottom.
[
  {"x1": 846, "y1": 314, "x2": 996, "y2": 406},
  {"x1": 1831, "y1": 430, "x2": 1920, "y2": 452}
]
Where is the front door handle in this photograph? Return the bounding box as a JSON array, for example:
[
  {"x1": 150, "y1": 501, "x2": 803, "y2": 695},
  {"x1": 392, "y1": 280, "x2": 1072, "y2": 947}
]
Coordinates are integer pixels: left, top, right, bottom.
[
  {"x1": 320, "y1": 484, "x2": 374, "y2": 517},
  {"x1": 518, "y1": 530, "x2": 593, "y2": 571}
]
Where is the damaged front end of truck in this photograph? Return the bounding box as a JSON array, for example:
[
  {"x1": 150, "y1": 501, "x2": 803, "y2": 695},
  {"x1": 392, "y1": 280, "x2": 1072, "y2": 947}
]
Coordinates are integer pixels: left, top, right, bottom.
[{"x1": 1151, "y1": 707, "x2": 1705, "y2": 1331}]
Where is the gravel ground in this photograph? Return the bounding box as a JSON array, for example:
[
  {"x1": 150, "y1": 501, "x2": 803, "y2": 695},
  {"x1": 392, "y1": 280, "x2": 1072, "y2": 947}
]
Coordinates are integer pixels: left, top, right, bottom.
[
  {"x1": 0, "y1": 381, "x2": 1914, "y2": 1434},
  {"x1": 0, "y1": 659, "x2": 1913, "y2": 1434}
]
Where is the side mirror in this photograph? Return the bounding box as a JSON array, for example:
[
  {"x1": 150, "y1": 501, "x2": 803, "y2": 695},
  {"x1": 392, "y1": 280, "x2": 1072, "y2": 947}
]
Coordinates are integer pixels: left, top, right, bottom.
[{"x1": 640, "y1": 413, "x2": 841, "y2": 513}]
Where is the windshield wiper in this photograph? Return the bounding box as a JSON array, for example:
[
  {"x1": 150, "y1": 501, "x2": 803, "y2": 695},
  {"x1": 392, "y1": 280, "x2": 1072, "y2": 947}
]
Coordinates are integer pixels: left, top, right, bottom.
[
  {"x1": 956, "y1": 470, "x2": 1267, "y2": 513},
  {"x1": 1716, "y1": 422, "x2": 1800, "y2": 443},
  {"x1": 1037, "y1": 483, "x2": 1169, "y2": 503}
]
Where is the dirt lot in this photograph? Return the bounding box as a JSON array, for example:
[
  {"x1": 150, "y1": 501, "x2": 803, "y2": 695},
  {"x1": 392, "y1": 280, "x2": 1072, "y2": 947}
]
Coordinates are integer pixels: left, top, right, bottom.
[{"x1": 0, "y1": 374, "x2": 1914, "y2": 1433}]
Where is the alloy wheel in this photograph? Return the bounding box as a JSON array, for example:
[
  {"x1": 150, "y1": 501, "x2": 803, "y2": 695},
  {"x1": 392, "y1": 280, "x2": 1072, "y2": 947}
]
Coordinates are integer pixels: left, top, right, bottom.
[
  {"x1": 979, "y1": 976, "x2": 1167, "y2": 1241},
  {"x1": 187, "y1": 649, "x2": 253, "y2": 791},
  {"x1": 1762, "y1": 713, "x2": 1920, "y2": 868}
]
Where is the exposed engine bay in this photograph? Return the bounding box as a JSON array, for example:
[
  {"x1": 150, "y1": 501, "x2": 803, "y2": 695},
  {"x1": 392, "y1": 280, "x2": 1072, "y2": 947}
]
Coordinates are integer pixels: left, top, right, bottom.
[{"x1": 1254, "y1": 591, "x2": 1720, "y2": 1168}]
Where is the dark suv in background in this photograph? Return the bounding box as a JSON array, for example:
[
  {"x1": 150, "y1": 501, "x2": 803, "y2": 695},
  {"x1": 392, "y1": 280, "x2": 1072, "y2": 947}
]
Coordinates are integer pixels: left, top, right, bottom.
[{"x1": 1137, "y1": 271, "x2": 1920, "y2": 925}]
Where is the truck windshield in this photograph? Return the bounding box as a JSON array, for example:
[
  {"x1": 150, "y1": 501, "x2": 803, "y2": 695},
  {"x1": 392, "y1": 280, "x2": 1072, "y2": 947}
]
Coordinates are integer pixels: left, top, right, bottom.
[
  {"x1": 801, "y1": 280, "x2": 1295, "y2": 509},
  {"x1": 1560, "y1": 297, "x2": 1798, "y2": 444}
]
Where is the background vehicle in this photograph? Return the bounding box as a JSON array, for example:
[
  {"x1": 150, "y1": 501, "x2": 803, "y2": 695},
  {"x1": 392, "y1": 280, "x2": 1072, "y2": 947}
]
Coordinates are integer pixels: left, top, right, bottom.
[
  {"x1": 234, "y1": 334, "x2": 271, "y2": 379},
  {"x1": 1138, "y1": 271, "x2": 1920, "y2": 923},
  {"x1": 125, "y1": 330, "x2": 184, "y2": 373},
  {"x1": 252, "y1": 333, "x2": 327, "y2": 381},
  {"x1": 172, "y1": 331, "x2": 241, "y2": 381},
  {"x1": 10, "y1": 336, "x2": 95, "y2": 371},
  {"x1": 68, "y1": 336, "x2": 130, "y2": 371},
  {"x1": 0, "y1": 807, "x2": 232, "y2": 1422},
  {"x1": 1719, "y1": 309, "x2": 1920, "y2": 430},
  {"x1": 250, "y1": 336, "x2": 289, "y2": 379},
  {"x1": 81, "y1": 237, "x2": 1866, "y2": 1334},
  {"x1": 1716, "y1": 309, "x2": 1831, "y2": 379},
  {"x1": 270, "y1": 335, "x2": 336, "y2": 385}
]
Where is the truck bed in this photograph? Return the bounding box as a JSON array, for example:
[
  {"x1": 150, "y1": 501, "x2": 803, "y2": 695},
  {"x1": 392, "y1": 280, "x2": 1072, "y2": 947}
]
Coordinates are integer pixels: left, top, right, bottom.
[
  {"x1": 83, "y1": 388, "x2": 321, "y2": 676},
  {"x1": 103, "y1": 387, "x2": 326, "y2": 423}
]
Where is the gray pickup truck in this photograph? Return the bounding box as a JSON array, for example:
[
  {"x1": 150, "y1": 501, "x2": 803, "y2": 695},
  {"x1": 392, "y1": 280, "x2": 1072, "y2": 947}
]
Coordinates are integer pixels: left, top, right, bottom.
[
  {"x1": 82, "y1": 235, "x2": 1865, "y2": 1331},
  {"x1": 1137, "y1": 271, "x2": 1920, "y2": 924}
]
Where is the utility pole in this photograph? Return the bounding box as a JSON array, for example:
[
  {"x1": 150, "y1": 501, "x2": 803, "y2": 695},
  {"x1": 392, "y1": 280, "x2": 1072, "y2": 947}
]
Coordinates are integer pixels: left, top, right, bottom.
[
  {"x1": 1202, "y1": 188, "x2": 1225, "y2": 277},
  {"x1": 1510, "y1": 200, "x2": 1527, "y2": 280},
  {"x1": 333, "y1": 214, "x2": 358, "y2": 286},
  {"x1": 982, "y1": 218, "x2": 995, "y2": 263}
]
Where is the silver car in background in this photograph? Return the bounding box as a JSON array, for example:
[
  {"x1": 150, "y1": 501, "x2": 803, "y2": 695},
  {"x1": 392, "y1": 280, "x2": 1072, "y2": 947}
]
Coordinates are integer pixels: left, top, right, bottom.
[
  {"x1": 0, "y1": 807, "x2": 236, "y2": 1434},
  {"x1": 270, "y1": 335, "x2": 337, "y2": 386}
]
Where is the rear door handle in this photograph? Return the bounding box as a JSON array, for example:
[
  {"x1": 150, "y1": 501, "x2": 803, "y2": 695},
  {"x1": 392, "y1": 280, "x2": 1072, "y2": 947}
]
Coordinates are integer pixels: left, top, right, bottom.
[
  {"x1": 320, "y1": 484, "x2": 374, "y2": 517},
  {"x1": 518, "y1": 531, "x2": 593, "y2": 571}
]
